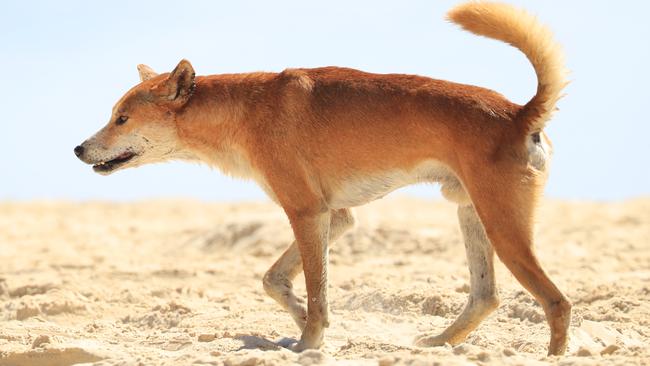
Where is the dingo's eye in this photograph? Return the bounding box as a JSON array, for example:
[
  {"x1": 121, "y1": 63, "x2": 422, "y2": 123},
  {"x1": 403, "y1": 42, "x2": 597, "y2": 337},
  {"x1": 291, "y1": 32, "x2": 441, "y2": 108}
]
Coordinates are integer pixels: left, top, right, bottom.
[{"x1": 116, "y1": 116, "x2": 129, "y2": 125}]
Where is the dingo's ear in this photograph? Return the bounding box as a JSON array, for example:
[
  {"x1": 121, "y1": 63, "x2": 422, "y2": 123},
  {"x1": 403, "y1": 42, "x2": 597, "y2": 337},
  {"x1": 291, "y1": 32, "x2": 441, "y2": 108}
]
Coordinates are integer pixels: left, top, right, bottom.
[
  {"x1": 152, "y1": 59, "x2": 196, "y2": 107},
  {"x1": 137, "y1": 64, "x2": 158, "y2": 82}
]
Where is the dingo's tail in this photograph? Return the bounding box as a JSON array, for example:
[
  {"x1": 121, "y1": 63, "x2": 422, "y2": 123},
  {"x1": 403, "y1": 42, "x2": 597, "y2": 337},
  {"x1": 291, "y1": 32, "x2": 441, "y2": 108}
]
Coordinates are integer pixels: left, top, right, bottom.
[{"x1": 447, "y1": 2, "x2": 568, "y2": 133}]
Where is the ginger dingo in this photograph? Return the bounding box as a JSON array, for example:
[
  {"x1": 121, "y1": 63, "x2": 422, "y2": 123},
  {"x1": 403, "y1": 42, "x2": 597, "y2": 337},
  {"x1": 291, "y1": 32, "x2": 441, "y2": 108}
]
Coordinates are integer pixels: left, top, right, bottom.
[{"x1": 75, "y1": 2, "x2": 571, "y2": 355}]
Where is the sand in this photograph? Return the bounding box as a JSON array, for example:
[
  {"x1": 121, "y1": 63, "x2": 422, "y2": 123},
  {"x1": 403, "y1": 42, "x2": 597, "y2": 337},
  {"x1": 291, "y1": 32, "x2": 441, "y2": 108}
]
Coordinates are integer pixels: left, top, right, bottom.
[{"x1": 1, "y1": 197, "x2": 649, "y2": 365}]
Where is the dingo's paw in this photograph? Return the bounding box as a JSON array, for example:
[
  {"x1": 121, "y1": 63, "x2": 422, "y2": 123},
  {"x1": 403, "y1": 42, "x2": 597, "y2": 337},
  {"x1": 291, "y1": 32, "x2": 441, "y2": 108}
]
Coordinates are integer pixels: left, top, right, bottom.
[{"x1": 414, "y1": 333, "x2": 451, "y2": 347}]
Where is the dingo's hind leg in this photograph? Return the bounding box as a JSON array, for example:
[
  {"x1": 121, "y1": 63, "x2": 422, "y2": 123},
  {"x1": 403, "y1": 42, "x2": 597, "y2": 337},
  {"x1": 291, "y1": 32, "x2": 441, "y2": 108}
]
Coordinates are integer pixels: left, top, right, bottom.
[
  {"x1": 462, "y1": 167, "x2": 571, "y2": 355},
  {"x1": 263, "y1": 208, "x2": 355, "y2": 330},
  {"x1": 415, "y1": 204, "x2": 498, "y2": 347}
]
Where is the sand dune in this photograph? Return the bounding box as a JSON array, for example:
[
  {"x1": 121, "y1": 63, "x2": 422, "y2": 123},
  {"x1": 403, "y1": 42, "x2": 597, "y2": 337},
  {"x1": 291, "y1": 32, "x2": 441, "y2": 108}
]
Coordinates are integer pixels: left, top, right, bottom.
[{"x1": 1, "y1": 198, "x2": 648, "y2": 365}]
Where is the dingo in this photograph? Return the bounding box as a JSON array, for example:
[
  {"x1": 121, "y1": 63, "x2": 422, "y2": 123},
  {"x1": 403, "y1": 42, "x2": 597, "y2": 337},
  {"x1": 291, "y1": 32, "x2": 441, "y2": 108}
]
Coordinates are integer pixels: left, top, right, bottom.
[{"x1": 75, "y1": 2, "x2": 571, "y2": 355}]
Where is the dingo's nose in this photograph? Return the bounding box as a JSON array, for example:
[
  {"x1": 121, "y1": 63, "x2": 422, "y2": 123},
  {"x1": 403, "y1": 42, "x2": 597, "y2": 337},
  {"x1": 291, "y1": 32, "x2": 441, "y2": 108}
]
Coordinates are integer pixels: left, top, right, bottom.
[{"x1": 74, "y1": 145, "x2": 85, "y2": 157}]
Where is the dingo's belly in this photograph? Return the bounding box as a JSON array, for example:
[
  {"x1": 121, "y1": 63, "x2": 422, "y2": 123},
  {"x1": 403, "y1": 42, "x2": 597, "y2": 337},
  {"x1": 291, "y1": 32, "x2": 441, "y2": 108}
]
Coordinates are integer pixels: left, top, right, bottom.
[{"x1": 326, "y1": 160, "x2": 456, "y2": 209}]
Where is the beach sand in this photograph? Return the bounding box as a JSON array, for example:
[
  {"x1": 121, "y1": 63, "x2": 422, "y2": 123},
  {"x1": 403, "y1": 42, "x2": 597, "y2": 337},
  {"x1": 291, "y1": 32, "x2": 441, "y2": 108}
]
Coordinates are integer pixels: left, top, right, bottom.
[{"x1": 1, "y1": 197, "x2": 648, "y2": 365}]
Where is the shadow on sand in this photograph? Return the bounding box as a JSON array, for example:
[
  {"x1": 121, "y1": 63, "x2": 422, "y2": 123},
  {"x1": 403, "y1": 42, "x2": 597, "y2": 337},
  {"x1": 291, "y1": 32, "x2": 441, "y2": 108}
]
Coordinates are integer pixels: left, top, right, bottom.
[{"x1": 235, "y1": 334, "x2": 298, "y2": 351}]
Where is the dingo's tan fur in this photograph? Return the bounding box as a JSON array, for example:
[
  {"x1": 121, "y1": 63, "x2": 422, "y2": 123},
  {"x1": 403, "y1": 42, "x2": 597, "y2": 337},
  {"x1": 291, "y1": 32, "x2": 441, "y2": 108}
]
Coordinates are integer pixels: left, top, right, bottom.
[{"x1": 75, "y1": 2, "x2": 571, "y2": 355}]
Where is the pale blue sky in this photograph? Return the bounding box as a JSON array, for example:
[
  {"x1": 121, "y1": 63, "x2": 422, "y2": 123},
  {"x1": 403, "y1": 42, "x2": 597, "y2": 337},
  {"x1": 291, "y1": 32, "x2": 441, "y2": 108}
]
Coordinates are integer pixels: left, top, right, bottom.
[{"x1": 1, "y1": 1, "x2": 648, "y2": 201}]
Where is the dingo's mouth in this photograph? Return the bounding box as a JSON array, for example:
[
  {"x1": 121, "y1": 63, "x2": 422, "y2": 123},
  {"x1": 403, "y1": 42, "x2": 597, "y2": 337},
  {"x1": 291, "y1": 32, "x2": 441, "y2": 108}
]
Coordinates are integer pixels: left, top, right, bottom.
[{"x1": 92, "y1": 151, "x2": 137, "y2": 173}]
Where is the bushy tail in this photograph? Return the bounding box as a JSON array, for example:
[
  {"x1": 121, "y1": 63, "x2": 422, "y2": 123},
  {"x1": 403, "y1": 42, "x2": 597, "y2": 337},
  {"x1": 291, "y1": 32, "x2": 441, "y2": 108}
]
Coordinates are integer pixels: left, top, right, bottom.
[{"x1": 447, "y1": 1, "x2": 568, "y2": 133}]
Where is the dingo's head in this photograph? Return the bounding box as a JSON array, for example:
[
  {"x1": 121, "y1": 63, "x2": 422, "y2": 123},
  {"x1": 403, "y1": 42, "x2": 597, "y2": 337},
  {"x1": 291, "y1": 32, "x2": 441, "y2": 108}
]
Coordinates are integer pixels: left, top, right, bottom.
[{"x1": 74, "y1": 60, "x2": 195, "y2": 175}]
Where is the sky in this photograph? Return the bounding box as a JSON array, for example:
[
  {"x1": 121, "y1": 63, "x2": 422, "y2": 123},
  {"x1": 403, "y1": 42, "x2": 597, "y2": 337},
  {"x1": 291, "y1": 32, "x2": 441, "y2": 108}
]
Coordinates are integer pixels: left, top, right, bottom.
[{"x1": 1, "y1": 0, "x2": 649, "y2": 201}]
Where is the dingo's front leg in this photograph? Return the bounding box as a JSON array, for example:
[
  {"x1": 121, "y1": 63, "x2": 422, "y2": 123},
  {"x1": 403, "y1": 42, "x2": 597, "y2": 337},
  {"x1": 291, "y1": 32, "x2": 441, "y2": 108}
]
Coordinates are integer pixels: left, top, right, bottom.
[
  {"x1": 263, "y1": 209, "x2": 354, "y2": 330},
  {"x1": 284, "y1": 209, "x2": 331, "y2": 351}
]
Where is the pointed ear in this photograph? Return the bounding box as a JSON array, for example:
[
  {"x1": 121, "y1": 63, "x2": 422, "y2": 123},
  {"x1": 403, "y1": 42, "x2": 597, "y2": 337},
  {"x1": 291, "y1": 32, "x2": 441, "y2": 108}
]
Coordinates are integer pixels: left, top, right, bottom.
[
  {"x1": 137, "y1": 64, "x2": 158, "y2": 82},
  {"x1": 153, "y1": 59, "x2": 196, "y2": 107}
]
